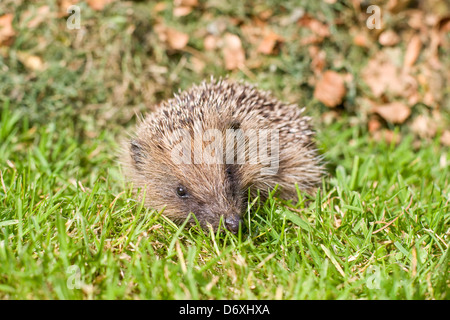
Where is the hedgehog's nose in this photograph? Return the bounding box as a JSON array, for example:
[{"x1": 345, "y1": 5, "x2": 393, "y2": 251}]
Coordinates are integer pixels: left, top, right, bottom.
[{"x1": 225, "y1": 215, "x2": 242, "y2": 234}]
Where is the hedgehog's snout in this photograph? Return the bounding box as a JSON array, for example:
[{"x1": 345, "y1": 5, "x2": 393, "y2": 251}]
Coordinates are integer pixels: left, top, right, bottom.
[{"x1": 224, "y1": 215, "x2": 242, "y2": 234}]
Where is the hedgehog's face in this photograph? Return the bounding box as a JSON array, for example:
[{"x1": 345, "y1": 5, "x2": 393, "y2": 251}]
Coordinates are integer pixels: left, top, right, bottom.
[
  {"x1": 167, "y1": 163, "x2": 245, "y2": 233},
  {"x1": 127, "y1": 138, "x2": 244, "y2": 234}
]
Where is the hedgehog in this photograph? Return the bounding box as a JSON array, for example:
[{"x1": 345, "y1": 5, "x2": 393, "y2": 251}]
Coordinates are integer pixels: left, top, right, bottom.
[{"x1": 121, "y1": 78, "x2": 323, "y2": 234}]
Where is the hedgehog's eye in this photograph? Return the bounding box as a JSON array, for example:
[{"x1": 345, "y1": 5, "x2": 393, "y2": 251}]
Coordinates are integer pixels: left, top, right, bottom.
[{"x1": 176, "y1": 186, "x2": 188, "y2": 198}]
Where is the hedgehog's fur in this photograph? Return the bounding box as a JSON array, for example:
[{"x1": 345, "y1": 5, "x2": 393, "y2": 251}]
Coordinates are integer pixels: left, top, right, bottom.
[{"x1": 121, "y1": 78, "x2": 323, "y2": 233}]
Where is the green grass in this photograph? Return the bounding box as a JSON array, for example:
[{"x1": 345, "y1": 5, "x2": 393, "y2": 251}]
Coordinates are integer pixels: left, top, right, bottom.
[
  {"x1": 0, "y1": 100, "x2": 448, "y2": 299},
  {"x1": 0, "y1": 0, "x2": 449, "y2": 300}
]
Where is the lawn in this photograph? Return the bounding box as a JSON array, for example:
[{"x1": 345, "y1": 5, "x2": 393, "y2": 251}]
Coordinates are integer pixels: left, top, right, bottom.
[{"x1": 0, "y1": 0, "x2": 449, "y2": 300}]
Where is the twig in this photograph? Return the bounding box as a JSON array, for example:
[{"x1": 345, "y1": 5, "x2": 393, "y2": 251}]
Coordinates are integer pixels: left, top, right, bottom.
[{"x1": 372, "y1": 195, "x2": 413, "y2": 235}]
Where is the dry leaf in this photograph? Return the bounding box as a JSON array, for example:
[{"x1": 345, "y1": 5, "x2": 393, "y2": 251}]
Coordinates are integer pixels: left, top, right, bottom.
[
  {"x1": 313, "y1": 71, "x2": 346, "y2": 108},
  {"x1": 173, "y1": 6, "x2": 192, "y2": 17},
  {"x1": 17, "y1": 52, "x2": 46, "y2": 71},
  {"x1": 373, "y1": 102, "x2": 411, "y2": 124},
  {"x1": 297, "y1": 14, "x2": 330, "y2": 38},
  {"x1": 353, "y1": 33, "x2": 369, "y2": 47},
  {"x1": 166, "y1": 28, "x2": 189, "y2": 50},
  {"x1": 222, "y1": 33, "x2": 245, "y2": 70},
  {"x1": 440, "y1": 130, "x2": 450, "y2": 146},
  {"x1": 204, "y1": 34, "x2": 218, "y2": 51},
  {"x1": 378, "y1": 30, "x2": 400, "y2": 46},
  {"x1": 368, "y1": 118, "x2": 382, "y2": 133},
  {"x1": 387, "y1": 0, "x2": 411, "y2": 13},
  {"x1": 362, "y1": 50, "x2": 417, "y2": 98},
  {"x1": 410, "y1": 115, "x2": 436, "y2": 139},
  {"x1": 321, "y1": 111, "x2": 339, "y2": 125},
  {"x1": 0, "y1": 14, "x2": 15, "y2": 46},
  {"x1": 372, "y1": 129, "x2": 401, "y2": 144},
  {"x1": 174, "y1": 0, "x2": 198, "y2": 6},
  {"x1": 308, "y1": 45, "x2": 326, "y2": 75},
  {"x1": 154, "y1": 2, "x2": 167, "y2": 12},
  {"x1": 22, "y1": 6, "x2": 51, "y2": 29},
  {"x1": 190, "y1": 56, "x2": 205, "y2": 73},
  {"x1": 257, "y1": 31, "x2": 282, "y2": 55},
  {"x1": 87, "y1": 0, "x2": 114, "y2": 11},
  {"x1": 404, "y1": 34, "x2": 422, "y2": 68},
  {"x1": 58, "y1": 0, "x2": 79, "y2": 17}
]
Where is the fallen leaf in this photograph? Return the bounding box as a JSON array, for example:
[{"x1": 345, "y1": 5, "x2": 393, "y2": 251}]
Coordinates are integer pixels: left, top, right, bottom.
[
  {"x1": 166, "y1": 28, "x2": 189, "y2": 50},
  {"x1": 313, "y1": 71, "x2": 346, "y2": 107},
  {"x1": 257, "y1": 9, "x2": 273, "y2": 21},
  {"x1": 368, "y1": 118, "x2": 382, "y2": 133},
  {"x1": 372, "y1": 129, "x2": 401, "y2": 144},
  {"x1": 297, "y1": 14, "x2": 330, "y2": 38},
  {"x1": 373, "y1": 102, "x2": 411, "y2": 124},
  {"x1": 387, "y1": 0, "x2": 411, "y2": 13},
  {"x1": 174, "y1": 0, "x2": 198, "y2": 6},
  {"x1": 410, "y1": 115, "x2": 436, "y2": 139},
  {"x1": 87, "y1": 0, "x2": 114, "y2": 11},
  {"x1": 204, "y1": 34, "x2": 218, "y2": 51},
  {"x1": 173, "y1": 0, "x2": 198, "y2": 17},
  {"x1": 58, "y1": 0, "x2": 80, "y2": 17},
  {"x1": 404, "y1": 34, "x2": 422, "y2": 68},
  {"x1": 22, "y1": 6, "x2": 52, "y2": 29},
  {"x1": 353, "y1": 32, "x2": 369, "y2": 47},
  {"x1": 0, "y1": 14, "x2": 15, "y2": 46},
  {"x1": 440, "y1": 130, "x2": 450, "y2": 146},
  {"x1": 257, "y1": 31, "x2": 282, "y2": 55},
  {"x1": 321, "y1": 111, "x2": 339, "y2": 125},
  {"x1": 173, "y1": 6, "x2": 192, "y2": 17},
  {"x1": 17, "y1": 52, "x2": 46, "y2": 71},
  {"x1": 154, "y1": 2, "x2": 167, "y2": 12},
  {"x1": 362, "y1": 49, "x2": 417, "y2": 98},
  {"x1": 190, "y1": 56, "x2": 205, "y2": 73},
  {"x1": 308, "y1": 45, "x2": 326, "y2": 75},
  {"x1": 378, "y1": 30, "x2": 400, "y2": 46},
  {"x1": 222, "y1": 33, "x2": 245, "y2": 70}
]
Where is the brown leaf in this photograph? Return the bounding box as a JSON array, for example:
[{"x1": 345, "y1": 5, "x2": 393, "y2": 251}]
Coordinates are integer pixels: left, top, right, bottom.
[
  {"x1": 17, "y1": 52, "x2": 46, "y2": 71},
  {"x1": 440, "y1": 130, "x2": 450, "y2": 146},
  {"x1": 378, "y1": 30, "x2": 400, "y2": 46},
  {"x1": 353, "y1": 32, "x2": 369, "y2": 47},
  {"x1": 22, "y1": 6, "x2": 52, "y2": 29},
  {"x1": 410, "y1": 115, "x2": 436, "y2": 139},
  {"x1": 373, "y1": 102, "x2": 411, "y2": 124},
  {"x1": 87, "y1": 0, "x2": 114, "y2": 11},
  {"x1": 313, "y1": 71, "x2": 346, "y2": 108},
  {"x1": 154, "y1": 2, "x2": 167, "y2": 12},
  {"x1": 0, "y1": 14, "x2": 15, "y2": 47},
  {"x1": 308, "y1": 45, "x2": 326, "y2": 75},
  {"x1": 257, "y1": 31, "x2": 282, "y2": 55},
  {"x1": 404, "y1": 34, "x2": 422, "y2": 68},
  {"x1": 297, "y1": 14, "x2": 330, "y2": 38},
  {"x1": 204, "y1": 34, "x2": 218, "y2": 51},
  {"x1": 372, "y1": 129, "x2": 401, "y2": 145},
  {"x1": 58, "y1": 0, "x2": 80, "y2": 17},
  {"x1": 368, "y1": 118, "x2": 382, "y2": 133},
  {"x1": 190, "y1": 56, "x2": 205, "y2": 73},
  {"x1": 58, "y1": 0, "x2": 80, "y2": 18},
  {"x1": 362, "y1": 49, "x2": 417, "y2": 98},
  {"x1": 174, "y1": 0, "x2": 198, "y2": 6},
  {"x1": 222, "y1": 33, "x2": 245, "y2": 70},
  {"x1": 173, "y1": 6, "x2": 192, "y2": 17},
  {"x1": 166, "y1": 28, "x2": 189, "y2": 50}
]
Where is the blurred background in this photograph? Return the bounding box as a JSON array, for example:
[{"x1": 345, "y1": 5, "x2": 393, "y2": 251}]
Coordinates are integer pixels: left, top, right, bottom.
[{"x1": 0, "y1": 0, "x2": 449, "y2": 144}]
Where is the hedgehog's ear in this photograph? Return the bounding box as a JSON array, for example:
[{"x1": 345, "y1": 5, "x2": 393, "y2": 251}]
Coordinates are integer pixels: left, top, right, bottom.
[{"x1": 130, "y1": 139, "x2": 145, "y2": 167}]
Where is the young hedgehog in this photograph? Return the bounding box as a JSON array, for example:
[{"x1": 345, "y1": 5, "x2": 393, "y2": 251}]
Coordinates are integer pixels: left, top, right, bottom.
[{"x1": 121, "y1": 78, "x2": 323, "y2": 234}]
